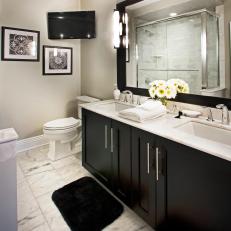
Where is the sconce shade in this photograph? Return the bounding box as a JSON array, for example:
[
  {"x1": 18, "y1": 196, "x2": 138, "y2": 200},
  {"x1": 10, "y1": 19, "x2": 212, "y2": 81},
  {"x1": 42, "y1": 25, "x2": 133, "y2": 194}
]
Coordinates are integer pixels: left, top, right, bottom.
[{"x1": 113, "y1": 10, "x2": 128, "y2": 49}]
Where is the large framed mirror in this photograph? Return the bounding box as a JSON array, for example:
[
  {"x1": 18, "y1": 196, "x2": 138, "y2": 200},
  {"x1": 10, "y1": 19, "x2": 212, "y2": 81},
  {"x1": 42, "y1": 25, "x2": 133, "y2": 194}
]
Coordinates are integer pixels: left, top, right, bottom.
[{"x1": 117, "y1": 0, "x2": 231, "y2": 108}]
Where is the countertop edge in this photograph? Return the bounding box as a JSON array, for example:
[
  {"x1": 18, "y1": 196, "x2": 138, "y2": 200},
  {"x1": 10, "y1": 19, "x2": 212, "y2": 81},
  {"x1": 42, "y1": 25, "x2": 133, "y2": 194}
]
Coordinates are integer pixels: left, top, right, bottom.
[{"x1": 81, "y1": 100, "x2": 231, "y2": 162}]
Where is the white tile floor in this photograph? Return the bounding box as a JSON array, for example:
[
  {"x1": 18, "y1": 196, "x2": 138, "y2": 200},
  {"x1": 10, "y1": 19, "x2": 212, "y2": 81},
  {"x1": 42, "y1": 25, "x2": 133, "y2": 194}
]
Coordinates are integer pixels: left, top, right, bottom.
[{"x1": 17, "y1": 145, "x2": 153, "y2": 231}]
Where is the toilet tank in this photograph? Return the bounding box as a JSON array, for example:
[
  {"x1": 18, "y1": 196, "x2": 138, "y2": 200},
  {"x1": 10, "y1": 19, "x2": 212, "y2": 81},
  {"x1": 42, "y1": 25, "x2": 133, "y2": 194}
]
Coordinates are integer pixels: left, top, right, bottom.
[{"x1": 76, "y1": 96, "x2": 100, "y2": 119}]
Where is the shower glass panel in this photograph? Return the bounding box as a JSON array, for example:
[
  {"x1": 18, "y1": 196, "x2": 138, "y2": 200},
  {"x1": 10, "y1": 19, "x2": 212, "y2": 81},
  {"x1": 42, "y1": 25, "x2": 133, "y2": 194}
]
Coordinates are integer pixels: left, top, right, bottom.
[
  {"x1": 207, "y1": 14, "x2": 219, "y2": 89},
  {"x1": 137, "y1": 22, "x2": 168, "y2": 87},
  {"x1": 166, "y1": 15, "x2": 202, "y2": 94},
  {"x1": 135, "y1": 11, "x2": 219, "y2": 94}
]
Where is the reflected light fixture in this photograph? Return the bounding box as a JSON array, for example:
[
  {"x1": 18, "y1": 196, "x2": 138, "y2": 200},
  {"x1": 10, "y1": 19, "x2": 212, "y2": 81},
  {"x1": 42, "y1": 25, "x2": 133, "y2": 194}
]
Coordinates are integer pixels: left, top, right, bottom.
[
  {"x1": 169, "y1": 12, "x2": 178, "y2": 17},
  {"x1": 113, "y1": 10, "x2": 129, "y2": 49}
]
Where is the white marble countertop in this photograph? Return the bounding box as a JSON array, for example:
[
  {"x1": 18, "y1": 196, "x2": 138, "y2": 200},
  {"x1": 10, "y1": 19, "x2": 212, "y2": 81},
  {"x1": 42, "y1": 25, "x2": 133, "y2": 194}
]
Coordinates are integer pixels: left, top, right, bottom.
[{"x1": 81, "y1": 100, "x2": 231, "y2": 162}]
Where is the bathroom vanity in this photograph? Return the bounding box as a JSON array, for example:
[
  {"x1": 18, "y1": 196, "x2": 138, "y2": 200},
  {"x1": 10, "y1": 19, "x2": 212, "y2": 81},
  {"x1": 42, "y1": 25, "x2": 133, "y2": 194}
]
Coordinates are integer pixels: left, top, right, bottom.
[
  {"x1": 82, "y1": 100, "x2": 231, "y2": 231},
  {"x1": 81, "y1": 0, "x2": 231, "y2": 229}
]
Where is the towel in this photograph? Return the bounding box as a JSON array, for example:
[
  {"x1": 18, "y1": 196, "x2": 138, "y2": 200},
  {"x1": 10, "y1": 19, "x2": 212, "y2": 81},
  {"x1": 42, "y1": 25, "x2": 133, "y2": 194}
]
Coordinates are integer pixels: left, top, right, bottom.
[
  {"x1": 119, "y1": 104, "x2": 166, "y2": 123},
  {"x1": 138, "y1": 100, "x2": 162, "y2": 111}
]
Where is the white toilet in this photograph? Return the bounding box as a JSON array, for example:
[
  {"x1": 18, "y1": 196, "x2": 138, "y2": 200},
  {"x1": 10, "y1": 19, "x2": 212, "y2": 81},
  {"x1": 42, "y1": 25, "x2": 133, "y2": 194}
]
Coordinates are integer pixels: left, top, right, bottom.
[{"x1": 43, "y1": 96, "x2": 100, "y2": 161}]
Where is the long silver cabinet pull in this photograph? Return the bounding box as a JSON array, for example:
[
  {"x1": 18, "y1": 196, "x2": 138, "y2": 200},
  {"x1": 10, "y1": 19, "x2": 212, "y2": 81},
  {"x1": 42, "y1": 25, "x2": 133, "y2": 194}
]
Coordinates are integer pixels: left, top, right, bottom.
[
  {"x1": 104, "y1": 125, "x2": 108, "y2": 149},
  {"x1": 147, "y1": 143, "x2": 150, "y2": 174},
  {"x1": 156, "y1": 147, "x2": 159, "y2": 181},
  {"x1": 111, "y1": 128, "x2": 113, "y2": 153}
]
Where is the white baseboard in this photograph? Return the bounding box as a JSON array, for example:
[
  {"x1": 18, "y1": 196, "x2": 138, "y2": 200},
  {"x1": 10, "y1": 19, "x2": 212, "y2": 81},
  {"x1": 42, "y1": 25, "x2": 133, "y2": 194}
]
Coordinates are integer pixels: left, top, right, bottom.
[{"x1": 16, "y1": 135, "x2": 49, "y2": 154}]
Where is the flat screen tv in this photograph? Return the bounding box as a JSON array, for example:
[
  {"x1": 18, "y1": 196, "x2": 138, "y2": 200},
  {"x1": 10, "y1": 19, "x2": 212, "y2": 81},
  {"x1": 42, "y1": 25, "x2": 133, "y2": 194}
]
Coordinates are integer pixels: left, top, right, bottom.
[{"x1": 48, "y1": 11, "x2": 96, "y2": 39}]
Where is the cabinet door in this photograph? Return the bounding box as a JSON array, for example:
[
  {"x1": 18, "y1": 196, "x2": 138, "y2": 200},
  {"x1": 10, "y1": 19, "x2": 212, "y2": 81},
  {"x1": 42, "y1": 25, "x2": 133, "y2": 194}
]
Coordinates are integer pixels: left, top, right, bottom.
[
  {"x1": 164, "y1": 138, "x2": 231, "y2": 231},
  {"x1": 131, "y1": 128, "x2": 157, "y2": 227},
  {"x1": 82, "y1": 109, "x2": 112, "y2": 187},
  {"x1": 112, "y1": 120, "x2": 132, "y2": 205}
]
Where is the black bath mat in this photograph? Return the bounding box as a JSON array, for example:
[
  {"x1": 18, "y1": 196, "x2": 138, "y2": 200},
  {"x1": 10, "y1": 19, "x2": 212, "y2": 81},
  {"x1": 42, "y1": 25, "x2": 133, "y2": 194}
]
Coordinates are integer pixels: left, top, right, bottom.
[{"x1": 52, "y1": 177, "x2": 124, "y2": 231}]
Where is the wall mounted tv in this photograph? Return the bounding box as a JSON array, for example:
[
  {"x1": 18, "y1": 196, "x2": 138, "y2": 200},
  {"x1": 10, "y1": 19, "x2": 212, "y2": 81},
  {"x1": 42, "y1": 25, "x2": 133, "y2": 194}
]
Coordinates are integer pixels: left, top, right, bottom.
[{"x1": 47, "y1": 11, "x2": 96, "y2": 39}]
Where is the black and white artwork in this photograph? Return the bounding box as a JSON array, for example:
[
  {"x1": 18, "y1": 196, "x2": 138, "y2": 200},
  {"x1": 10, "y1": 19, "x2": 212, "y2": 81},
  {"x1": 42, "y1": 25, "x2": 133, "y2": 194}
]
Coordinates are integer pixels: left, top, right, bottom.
[
  {"x1": 1, "y1": 27, "x2": 40, "y2": 61},
  {"x1": 43, "y1": 46, "x2": 72, "y2": 75},
  {"x1": 49, "y1": 51, "x2": 68, "y2": 70}
]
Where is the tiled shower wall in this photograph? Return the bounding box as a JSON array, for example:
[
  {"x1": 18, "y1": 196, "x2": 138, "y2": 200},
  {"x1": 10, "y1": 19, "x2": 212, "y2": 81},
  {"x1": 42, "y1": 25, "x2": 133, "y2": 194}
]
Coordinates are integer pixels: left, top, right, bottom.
[
  {"x1": 207, "y1": 13, "x2": 219, "y2": 89},
  {"x1": 136, "y1": 14, "x2": 202, "y2": 93},
  {"x1": 134, "y1": 12, "x2": 220, "y2": 94}
]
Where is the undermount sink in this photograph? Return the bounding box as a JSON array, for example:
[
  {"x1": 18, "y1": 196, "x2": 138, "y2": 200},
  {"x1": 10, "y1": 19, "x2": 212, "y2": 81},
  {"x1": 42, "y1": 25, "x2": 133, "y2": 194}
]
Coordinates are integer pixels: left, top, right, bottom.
[
  {"x1": 175, "y1": 121, "x2": 231, "y2": 147},
  {"x1": 96, "y1": 102, "x2": 135, "y2": 113}
]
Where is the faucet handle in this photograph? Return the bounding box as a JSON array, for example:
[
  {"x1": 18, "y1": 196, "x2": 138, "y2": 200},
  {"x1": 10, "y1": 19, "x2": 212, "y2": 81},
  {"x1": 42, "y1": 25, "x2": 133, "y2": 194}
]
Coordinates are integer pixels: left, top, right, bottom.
[
  {"x1": 122, "y1": 90, "x2": 133, "y2": 104},
  {"x1": 216, "y1": 104, "x2": 230, "y2": 125},
  {"x1": 216, "y1": 104, "x2": 225, "y2": 109},
  {"x1": 136, "y1": 96, "x2": 141, "y2": 105}
]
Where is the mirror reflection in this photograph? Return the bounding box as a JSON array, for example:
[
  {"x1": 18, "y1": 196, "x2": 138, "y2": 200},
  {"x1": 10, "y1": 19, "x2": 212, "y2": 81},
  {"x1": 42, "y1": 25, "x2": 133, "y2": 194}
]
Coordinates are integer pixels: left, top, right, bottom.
[{"x1": 126, "y1": 0, "x2": 230, "y2": 98}]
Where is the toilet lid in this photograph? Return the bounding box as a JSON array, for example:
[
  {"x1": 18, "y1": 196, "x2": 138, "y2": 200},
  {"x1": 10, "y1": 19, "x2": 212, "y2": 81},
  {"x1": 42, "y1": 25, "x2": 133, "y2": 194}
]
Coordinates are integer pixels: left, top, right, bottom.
[{"x1": 44, "y1": 117, "x2": 80, "y2": 130}]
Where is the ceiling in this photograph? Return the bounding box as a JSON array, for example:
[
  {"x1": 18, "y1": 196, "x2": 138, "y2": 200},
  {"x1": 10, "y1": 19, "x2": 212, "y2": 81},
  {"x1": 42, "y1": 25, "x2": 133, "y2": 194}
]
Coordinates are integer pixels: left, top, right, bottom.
[{"x1": 127, "y1": 0, "x2": 224, "y2": 22}]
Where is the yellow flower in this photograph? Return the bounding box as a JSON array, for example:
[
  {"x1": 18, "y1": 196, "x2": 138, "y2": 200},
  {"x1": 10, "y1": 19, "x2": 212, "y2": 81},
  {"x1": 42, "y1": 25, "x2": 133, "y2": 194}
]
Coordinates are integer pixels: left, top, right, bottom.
[
  {"x1": 182, "y1": 84, "x2": 190, "y2": 93},
  {"x1": 166, "y1": 86, "x2": 177, "y2": 99},
  {"x1": 156, "y1": 87, "x2": 166, "y2": 98},
  {"x1": 157, "y1": 80, "x2": 166, "y2": 87},
  {"x1": 149, "y1": 86, "x2": 156, "y2": 98},
  {"x1": 167, "y1": 79, "x2": 190, "y2": 93}
]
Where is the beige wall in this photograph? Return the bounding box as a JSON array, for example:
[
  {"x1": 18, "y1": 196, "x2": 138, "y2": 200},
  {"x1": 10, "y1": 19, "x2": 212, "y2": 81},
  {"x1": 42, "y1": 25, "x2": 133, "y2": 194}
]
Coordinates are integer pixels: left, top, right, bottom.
[
  {"x1": 0, "y1": 0, "x2": 81, "y2": 139},
  {"x1": 81, "y1": 0, "x2": 117, "y2": 99},
  {"x1": 224, "y1": 0, "x2": 231, "y2": 97}
]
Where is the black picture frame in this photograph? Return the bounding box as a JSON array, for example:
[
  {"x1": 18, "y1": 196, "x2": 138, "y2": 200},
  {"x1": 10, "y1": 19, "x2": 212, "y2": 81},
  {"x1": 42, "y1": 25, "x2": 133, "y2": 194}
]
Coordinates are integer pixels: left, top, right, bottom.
[
  {"x1": 1, "y1": 26, "x2": 40, "y2": 61},
  {"x1": 116, "y1": 0, "x2": 231, "y2": 109},
  {"x1": 43, "y1": 45, "x2": 73, "y2": 76}
]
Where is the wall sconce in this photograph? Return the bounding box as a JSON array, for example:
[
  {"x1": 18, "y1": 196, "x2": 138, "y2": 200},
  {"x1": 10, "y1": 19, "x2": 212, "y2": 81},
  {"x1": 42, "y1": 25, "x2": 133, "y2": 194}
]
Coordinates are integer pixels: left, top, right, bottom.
[{"x1": 113, "y1": 10, "x2": 129, "y2": 49}]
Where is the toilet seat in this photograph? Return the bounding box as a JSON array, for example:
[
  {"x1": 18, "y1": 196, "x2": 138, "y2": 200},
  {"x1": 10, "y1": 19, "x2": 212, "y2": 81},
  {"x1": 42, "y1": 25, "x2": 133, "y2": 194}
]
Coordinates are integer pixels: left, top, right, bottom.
[
  {"x1": 44, "y1": 117, "x2": 80, "y2": 130},
  {"x1": 43, "y1": 96, "x2": 99, "y2": 161}
]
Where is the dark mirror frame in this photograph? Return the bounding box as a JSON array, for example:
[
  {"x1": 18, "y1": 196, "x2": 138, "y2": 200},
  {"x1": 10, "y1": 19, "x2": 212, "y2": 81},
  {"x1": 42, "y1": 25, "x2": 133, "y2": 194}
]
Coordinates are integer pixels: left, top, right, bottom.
[{"x1": 116, "y1": 0, "x2": 231, "y2": 109}]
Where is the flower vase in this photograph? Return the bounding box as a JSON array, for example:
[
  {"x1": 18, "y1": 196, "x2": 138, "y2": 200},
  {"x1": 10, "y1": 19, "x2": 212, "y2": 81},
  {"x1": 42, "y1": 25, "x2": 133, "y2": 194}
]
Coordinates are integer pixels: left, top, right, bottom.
[{"x1": 159, "y1": 98, "x2": 167, "y2": 106}]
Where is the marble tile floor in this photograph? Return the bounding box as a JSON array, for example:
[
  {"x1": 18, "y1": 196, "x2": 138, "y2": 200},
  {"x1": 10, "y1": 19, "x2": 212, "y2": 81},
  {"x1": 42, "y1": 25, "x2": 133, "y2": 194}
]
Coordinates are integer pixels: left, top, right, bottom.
[{"x1": 17, "y1": 145, "x2": 153, "y2": 231}]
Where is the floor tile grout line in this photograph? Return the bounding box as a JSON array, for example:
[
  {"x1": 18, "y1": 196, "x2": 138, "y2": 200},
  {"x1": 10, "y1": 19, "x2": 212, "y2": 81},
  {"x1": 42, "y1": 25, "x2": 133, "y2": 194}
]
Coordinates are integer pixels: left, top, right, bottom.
[
  {"x1": 18, "y1": 148, "x2": 55, "y2": 178},
  {"x1": 17, "y1": 146, "x2": 54, "y2": 231},
  {"x1": 19, "y1": 160, "x2": 54, "y2": 229},
  {"x1": 34, "y1": 196, "x2": 54, "y2": 231},
  {"x1": 17, "y1": 171, "x2": 49, "y2": 231},
  {"x1": 21, "y1": 147, "x2": 101, "y2": 230},
  {"x1": 18, "y1": 145, "x2": 74, "y2": 230},
  {"x1": 23, "y1": 169, "x2": 54, "y2": 178},
  {"x1": 25, "y1": 179, "x2": 55, "y2": 231},
  {"x1": 17, "y1": 146, "x2": 152, "y2": 231}
]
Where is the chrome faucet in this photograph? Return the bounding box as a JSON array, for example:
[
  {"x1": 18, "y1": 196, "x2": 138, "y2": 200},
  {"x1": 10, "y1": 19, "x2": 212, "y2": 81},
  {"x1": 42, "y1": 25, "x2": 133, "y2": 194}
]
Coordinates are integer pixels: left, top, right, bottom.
[
  {"x1": 216, "y1": 104, "x2": 230, "y2": 125},
  {"x1": 122, "y1": 90, "x2": 133, "y2": 104},
  {"x1": 206, "y1": 108, "x2": 214, "y2": 122},
  {"x1": 137, "y1": 96, "x2": 141, "y2": 105}
]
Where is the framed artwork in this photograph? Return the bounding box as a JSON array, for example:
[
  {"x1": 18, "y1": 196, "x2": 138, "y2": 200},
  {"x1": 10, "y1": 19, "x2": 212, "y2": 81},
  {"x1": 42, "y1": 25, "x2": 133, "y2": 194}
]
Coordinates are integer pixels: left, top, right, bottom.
[
  {"x1": 1, "y1": 26, "x2": 40, "y2": 61},
  {"x1": 43, "y1": 46, "x2": 73, "y2": 75}
]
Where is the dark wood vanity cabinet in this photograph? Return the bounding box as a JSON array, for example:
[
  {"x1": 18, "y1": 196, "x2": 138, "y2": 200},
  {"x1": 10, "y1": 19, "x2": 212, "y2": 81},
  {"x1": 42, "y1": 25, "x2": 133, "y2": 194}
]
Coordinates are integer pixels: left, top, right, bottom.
[
  {"x1": 111, "y1": 120, "x2": 132, "y2": 204},
  {"x1": 82, "y1": 109, "x2": 112, "y2": 187},
  {"x1": 82, "y1": 108, "x2": 231, "y2": 231},
  {"x1": 82, "y1": 109, "x2": 132, "y2": 204},
  {"x1": 163, "y1": 138, "x2": 231, "y2": 231},
  {"x1": 131, "y1": 128, "x2": 166, "y2": 228}
]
